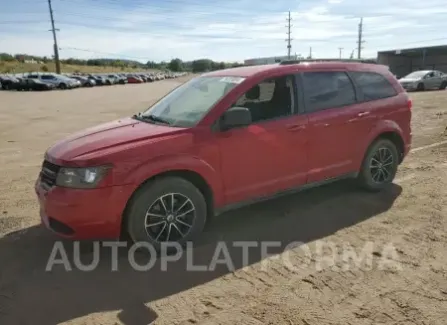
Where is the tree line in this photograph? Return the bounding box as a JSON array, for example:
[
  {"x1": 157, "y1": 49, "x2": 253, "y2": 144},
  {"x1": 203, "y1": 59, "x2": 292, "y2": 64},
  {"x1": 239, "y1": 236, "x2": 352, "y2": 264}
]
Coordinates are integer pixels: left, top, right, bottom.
[{"x1": 0, "y1": 53, "x2": 244, "y2": 73}]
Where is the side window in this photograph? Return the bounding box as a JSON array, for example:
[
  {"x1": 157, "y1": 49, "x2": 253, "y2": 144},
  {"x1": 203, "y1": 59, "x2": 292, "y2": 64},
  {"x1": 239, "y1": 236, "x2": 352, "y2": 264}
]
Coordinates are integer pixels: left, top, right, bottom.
[
  {"x1": 302, "y1": 71, "x2": 356, "y2": 112},
  {"x1": 233, "y1": 75, "x2": 295, "y2": 123},
  {"x1": 350, "y1": 71, "x2": 397, "y2": 101},
  {"x1": 41, "y1": 75, "x2": 53, "y2": 80},
  {"x1": 28, "y1": 74, "x2": 38, "y2": 79}
]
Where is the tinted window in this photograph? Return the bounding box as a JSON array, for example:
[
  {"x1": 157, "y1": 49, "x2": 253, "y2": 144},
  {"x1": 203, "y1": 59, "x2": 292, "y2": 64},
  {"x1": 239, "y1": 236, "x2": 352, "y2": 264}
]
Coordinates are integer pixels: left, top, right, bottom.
[
  {"x1": 302, "y1": 71, "x2": 356, "y2": 112},
  {"x1": 351, "y1": 71, "x2": 397, "y2": 101},
  {"x1": 234, "y1": 75, "x2": 295, "y2": 123},
  {"x1": 41, "y1": 75, "x2": 53, "y2": 80}
]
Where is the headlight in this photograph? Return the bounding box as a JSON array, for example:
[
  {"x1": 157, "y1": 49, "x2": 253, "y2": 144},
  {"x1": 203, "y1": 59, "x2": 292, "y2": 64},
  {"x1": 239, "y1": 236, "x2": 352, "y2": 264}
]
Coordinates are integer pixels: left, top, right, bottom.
[{"x1": 56, "y1": 166, "x2": 110, "y2": 189}]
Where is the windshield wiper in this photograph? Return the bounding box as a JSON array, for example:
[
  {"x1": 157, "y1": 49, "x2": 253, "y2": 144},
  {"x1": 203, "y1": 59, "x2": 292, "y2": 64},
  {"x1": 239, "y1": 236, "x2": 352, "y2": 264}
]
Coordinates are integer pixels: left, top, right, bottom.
[{"x1": 133, "y1": 113, "x2": 171, "y2": 125}]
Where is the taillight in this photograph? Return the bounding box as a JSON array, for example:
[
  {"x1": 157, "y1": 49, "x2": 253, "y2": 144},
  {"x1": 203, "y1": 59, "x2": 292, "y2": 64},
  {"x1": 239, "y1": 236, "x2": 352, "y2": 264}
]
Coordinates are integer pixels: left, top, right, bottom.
[{"x1": 407, "y1": 98, "x2": 412, "y2": 110}]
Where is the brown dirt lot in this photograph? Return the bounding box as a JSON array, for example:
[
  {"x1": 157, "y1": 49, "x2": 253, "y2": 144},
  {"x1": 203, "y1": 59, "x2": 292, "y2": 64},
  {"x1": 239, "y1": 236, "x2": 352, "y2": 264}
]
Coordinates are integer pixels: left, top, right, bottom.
[{"x1": 0, "y1": 81, "x2": 446, "y2": 325}]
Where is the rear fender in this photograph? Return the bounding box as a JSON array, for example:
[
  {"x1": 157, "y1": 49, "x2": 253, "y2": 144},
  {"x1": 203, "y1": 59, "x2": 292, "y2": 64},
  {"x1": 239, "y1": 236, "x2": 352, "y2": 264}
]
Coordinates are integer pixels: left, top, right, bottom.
[{"x1": 355, "y1": 119, "x2": 404, "y2": 169}]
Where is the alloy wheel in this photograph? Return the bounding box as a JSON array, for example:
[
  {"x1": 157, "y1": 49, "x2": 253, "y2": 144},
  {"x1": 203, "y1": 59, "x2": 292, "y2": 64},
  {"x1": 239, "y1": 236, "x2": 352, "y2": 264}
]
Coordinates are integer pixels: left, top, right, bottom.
[
  {"x1": 369, "y1": 147, "x2": 394, "y2": 183},
  {"x1": 144, "y1": 193, "x2": 196, "y2": 243}
]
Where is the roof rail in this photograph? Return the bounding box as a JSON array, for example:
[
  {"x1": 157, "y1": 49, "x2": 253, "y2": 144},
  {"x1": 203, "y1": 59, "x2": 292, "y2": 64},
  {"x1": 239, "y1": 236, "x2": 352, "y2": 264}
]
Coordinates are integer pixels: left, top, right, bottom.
[{"x1": 279, "y1": 58, "x2": 378, "y2": 65}]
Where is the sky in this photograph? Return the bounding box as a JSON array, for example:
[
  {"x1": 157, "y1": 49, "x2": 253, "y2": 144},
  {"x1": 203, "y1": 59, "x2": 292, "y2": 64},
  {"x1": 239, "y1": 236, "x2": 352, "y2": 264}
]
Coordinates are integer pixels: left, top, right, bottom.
[{"x1": 1, "y1": 0, "x2": 447, "y2": 63}]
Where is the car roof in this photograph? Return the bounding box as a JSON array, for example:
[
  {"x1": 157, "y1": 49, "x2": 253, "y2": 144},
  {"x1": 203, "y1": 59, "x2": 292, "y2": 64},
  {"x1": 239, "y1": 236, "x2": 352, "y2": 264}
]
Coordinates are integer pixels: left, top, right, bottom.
[{"x1": 203, "y1": 60, "x2": 388, "y2": 78}]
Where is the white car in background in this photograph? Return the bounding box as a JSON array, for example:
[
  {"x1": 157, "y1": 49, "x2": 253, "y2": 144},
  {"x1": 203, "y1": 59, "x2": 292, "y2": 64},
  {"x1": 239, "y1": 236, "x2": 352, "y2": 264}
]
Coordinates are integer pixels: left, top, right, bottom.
[
  {"x1": 26, "y1": 73, "x2": 80, "y2": 89},
  {"x1": 399, "y1": 70, "x2": 447, "y2": 91}
]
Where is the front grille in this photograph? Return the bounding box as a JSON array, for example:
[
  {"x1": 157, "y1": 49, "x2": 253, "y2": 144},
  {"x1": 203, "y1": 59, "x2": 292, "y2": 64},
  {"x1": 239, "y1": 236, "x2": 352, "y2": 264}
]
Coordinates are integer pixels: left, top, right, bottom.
[{"x1": 40, "y1": 160, "x2": 60, "y2": 190}]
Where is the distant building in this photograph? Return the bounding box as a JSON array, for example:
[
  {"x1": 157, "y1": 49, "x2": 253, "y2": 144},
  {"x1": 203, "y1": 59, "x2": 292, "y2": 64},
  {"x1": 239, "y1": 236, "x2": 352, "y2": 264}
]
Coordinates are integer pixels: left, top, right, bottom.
[
  {"x1": 244, "y1": 55, "x2": 303, "y2": 66},
  {"x1": 377, "y1": 45, "x2": 447, "y2": 78}
]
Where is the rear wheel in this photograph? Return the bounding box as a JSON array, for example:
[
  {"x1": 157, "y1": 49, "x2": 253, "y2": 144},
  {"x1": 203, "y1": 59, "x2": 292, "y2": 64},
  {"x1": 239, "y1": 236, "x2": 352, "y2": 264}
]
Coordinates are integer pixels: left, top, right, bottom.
[
  {"x1": 358, "y1": 139, "x2": 399, "y2": 191},
  {"x1": 439, "y1": 81, "x2": 447, "y2": 90},
  {"x1": 126, "y1": 177, "x2": 208, "y2": 252},
  {"x1": 59, "y1": 83, "x2": 67, "y2": 90}
]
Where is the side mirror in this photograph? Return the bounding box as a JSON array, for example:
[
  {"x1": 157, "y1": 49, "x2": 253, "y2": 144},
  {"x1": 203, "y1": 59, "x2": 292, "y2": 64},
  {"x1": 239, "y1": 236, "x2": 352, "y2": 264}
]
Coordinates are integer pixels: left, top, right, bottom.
[{"x1": 221, "y1": 106, "x2": 252, "y2": 131}]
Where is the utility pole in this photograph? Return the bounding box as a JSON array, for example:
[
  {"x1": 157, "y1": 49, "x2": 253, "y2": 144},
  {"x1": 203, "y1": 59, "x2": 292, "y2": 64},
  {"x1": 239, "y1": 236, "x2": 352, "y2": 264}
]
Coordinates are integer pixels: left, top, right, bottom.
[
  {"x1": 357, "y1": 17, "x2": 364, "y2": 59},
  {"x1": 47, "y1": 0, "x2": 61, "y2": 74},
  {"x1": 286, "y1": 11, "x2": 292, "y2": 59},
  {"x1": 338, "y1": 47, "x2": 343, "y2": 59},
  {"x1": 308, "y1": 47, "x2": 312, "y2": 59}
]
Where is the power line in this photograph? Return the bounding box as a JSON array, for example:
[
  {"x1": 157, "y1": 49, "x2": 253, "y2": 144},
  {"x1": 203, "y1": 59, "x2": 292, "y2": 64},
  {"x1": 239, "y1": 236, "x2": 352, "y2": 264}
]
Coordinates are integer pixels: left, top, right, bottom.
[
  {"x1": 61, "y1": 47, "x2": 149, "y2": 61},
  {"x1": 47, "y1": 0, "x2": 61, "y2": 73},
  {"x1": 286, "y1": 11, "x2": 292, "y2": 59},
  {"x1": 58, "y1": 0, "x2": 288, "y2": 16}
]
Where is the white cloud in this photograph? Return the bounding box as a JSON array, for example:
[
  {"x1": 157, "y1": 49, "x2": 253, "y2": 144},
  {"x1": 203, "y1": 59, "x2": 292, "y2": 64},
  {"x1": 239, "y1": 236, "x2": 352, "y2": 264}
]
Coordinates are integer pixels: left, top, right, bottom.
[{"x1": 0, "y1": 0, "x2": 446, "y2": 62}]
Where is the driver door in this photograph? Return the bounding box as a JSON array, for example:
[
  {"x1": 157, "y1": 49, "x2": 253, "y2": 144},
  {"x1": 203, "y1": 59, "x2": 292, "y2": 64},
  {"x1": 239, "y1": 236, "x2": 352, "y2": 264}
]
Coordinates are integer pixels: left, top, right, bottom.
[
  {"x1": 424, "y1": 72, "x2": 437, "y2": 89},
  {"x1": 214, "y1": 75, "x2": 309, "y2": 204}
]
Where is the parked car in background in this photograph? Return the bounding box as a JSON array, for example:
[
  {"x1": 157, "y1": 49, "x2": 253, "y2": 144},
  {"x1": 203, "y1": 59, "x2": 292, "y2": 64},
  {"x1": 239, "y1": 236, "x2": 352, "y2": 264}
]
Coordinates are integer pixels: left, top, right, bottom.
[
  {"x1": 0, "y1": 75, "x2": 21, "y2": 90},
  {"x1": 113, "y1": 74, "x2": 128, "y2": 84},
  {"x1": 87, "y1": 75, "x2": 107, "y2": 86},
  {"x1": 16, "y1": 78, "x2": 56, "y2": 91},
  {"x1": 70, "y1": 75, "x2": 96, "y2": 87},
  {"x1": 104, "y1": 74, "x2": 120, "y2": 84},
  {"x1": 26, "y1": 73, "x2": 79, "y2": 89},
  {"x1": 399, "y1": 70, "x2": 447, "y2": 91},
  {"x1": 138, "y1": 74, "x2": 149, "y2": 82},
  {"x1": 35, "y1": 59, "x2": 412, "y2": 251},
  {"x1": 127, "y1": 74, "x2": 144, "y2": 83}
]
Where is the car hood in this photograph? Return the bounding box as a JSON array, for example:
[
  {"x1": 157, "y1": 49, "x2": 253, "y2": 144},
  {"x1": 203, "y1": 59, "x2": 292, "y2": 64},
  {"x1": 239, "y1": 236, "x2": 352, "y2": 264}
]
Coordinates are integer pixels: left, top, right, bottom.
[
  {"x1": 399, "y1": 78, "x2": 421, "y2": 83},
  {"x1": 46, "y1": 117, "x2": 184, "y2": 166}
]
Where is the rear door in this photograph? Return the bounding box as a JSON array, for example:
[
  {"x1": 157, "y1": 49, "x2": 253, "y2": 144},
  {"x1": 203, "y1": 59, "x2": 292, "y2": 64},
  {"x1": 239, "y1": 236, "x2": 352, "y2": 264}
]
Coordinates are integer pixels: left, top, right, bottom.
[{"x1": 300, "y1": 70, "x2": 372, "y2": 182}]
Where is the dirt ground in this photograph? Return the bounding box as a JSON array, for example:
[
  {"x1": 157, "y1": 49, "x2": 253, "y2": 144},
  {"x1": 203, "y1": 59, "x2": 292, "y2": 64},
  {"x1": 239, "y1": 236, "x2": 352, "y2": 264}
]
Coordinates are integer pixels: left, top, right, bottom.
[{"x1": 0, "y1": 80, "x2": 446, "y2": 325}]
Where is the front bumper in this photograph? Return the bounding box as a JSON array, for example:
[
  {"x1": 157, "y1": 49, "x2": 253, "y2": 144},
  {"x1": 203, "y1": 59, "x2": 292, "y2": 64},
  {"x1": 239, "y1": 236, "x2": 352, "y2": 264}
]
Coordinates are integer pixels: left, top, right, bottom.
[{"x1": 35, "y1": 178, "x2": 135, "y2": 240}]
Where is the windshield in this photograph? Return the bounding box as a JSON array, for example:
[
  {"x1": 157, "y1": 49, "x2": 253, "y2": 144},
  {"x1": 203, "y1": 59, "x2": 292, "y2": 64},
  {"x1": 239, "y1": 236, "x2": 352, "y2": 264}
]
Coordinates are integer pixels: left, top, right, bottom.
[
  {"x1": 138, "y1": 76, "x2": 244, "y2": 127},
  {"x1": 403, "y1": 71, "x2": 429, "y2": 79}
]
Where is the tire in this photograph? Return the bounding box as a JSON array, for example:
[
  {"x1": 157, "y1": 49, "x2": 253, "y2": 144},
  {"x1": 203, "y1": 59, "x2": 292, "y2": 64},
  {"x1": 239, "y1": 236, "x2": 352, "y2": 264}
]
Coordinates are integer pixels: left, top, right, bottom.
[
  {"x1": 357, "y1": 139, "x2": 399, "y2": 192},
  {"x1": 126, "y1": 176, "x2": 208, "y2": 252},
  {"x1": 59, "y1": 83, "x2": 67, "y2": 90},
  {"x1": 439, "y1": 81, "x2": 447, "y2": 90},
  {"x1": 416, "y1": 83, "x2": 424, "y2": 91}
]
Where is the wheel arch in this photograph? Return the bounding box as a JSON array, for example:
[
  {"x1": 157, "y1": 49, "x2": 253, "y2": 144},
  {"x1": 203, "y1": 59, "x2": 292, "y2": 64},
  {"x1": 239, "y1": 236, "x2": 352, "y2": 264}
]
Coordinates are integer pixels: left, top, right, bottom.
[
  {"x1": 120, "y1": 169, "x2": 216, "y2": 238},
  {"x1": 359, "y1": 120, "x2": 406, "y2": 170},
  {"x1": 363, "y1": 130, "x2": 405, "y2": 166}
]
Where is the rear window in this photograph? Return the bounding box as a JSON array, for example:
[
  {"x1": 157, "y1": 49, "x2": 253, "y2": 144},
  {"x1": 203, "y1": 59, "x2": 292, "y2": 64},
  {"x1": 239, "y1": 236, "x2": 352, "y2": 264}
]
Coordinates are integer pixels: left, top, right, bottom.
[
  {"x1": 302, "y1": 71, "x2": 356, "y2": 112},
  {"x1": 350, "y1": 71, "x2": 397, "y2": 101}
]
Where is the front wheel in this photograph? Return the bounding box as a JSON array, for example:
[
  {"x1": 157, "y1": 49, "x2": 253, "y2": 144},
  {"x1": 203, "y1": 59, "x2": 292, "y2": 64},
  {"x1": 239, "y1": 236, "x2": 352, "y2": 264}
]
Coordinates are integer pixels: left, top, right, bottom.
[
  {"x1": 59, "y1": 83, "x2": 67, "y2": 89},
  {"x1": 126, "y1": 177, "x2": 208, "y2": 252},
  {"x1": 417, "y1": 83, "x2": 425, "y2": 91},
  {"x1": 358, "y1": 139, "x2": 399, "y2": 191}
]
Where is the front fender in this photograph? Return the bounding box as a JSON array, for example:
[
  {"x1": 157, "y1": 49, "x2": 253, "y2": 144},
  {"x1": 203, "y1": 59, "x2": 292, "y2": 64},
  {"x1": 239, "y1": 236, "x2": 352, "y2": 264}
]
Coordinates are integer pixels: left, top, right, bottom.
[{"x1": 123, "y1": 154, "x2": 225, "y2": 207}]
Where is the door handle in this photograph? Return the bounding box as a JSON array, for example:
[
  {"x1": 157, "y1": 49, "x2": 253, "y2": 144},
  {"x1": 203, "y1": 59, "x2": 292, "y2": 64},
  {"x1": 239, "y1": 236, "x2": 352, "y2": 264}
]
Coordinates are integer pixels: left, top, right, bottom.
[
  {"x1": 357, "y1": 111, "x2": 370, "y2": 117},
  {"x1": 287, "y1": 124, "x2": 306, "y2": 131}
]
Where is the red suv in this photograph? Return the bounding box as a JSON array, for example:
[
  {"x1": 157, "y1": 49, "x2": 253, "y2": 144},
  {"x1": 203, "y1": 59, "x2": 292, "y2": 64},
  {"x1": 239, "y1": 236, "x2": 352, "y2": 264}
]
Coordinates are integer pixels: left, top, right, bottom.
[{"x1": 35, "y1": 60, "x2": 412, "y2": 249}]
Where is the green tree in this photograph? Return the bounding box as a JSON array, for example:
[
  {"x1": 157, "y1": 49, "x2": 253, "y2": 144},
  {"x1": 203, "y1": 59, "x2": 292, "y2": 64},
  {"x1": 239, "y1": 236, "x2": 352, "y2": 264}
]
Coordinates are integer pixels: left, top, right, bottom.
[
  {"x1": 191, "y1": 59, "x2": 212, "y2": 73},
  {"x1": 168, "y1": 58, "x2": 183, "y2": 72},
  {"x1": 0, "y1": 53, "x2": 15, "y2": 62}
]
